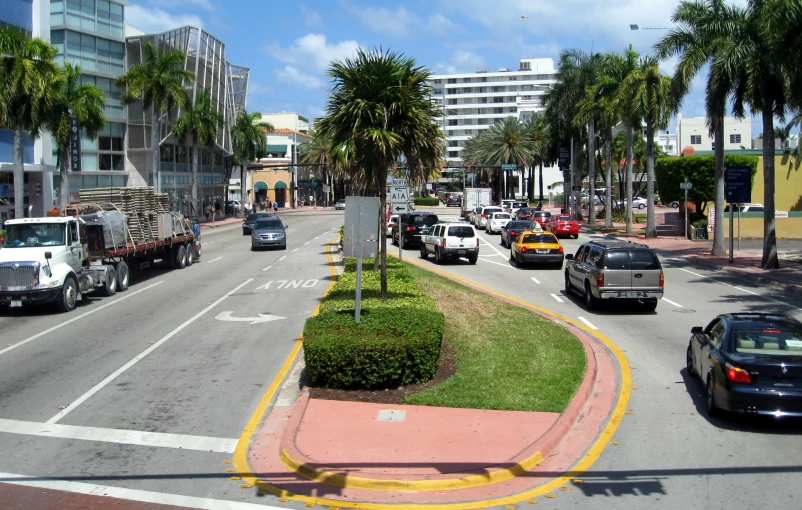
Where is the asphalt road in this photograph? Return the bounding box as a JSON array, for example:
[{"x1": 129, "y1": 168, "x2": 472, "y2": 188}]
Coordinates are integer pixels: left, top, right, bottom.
[{"x1": 0, "y1": 211, "x2": 342, "y2": 506}]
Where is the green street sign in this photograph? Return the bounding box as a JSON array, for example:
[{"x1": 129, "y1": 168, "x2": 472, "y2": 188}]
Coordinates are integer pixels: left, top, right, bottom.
[
  {"x1": 680, "y1": 182, "x2": 693, "y2": 190},
  {"x1": 501, "y1": 164, "x2": 517, "y2": 170}
]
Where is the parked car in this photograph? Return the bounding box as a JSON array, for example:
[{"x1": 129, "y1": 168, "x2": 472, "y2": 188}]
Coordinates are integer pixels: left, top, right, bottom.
[
  {"x1": 486, "y1": 212, "x2": 512, "y2": 234},
  {"x1": 250, "y1": 217, "x2": 287, "y2": 250},
  {"x1": 335, "y1": 199, "x2": 346, "y2": 210},
  {"x1": 687, "y1": 313, "x2": 802, "y2": 417},
  {"x1": 385, "y1": 214, "x2": 400, "y2": 237},
  {"x1": 420, "y1": 222, "x2": 479, "y2": 264},
  {"x1": 475, "y1": 206, "x2": 503, "y2": 229},
  {"x1": 392, "y1": 212, "x2": 439, "y2": 247},
  {"x1": 446, "y1": 194, "x2": 462, "y2": 207},
  {"x1": 242, "y1": 212, "x2": 270, "y2": 235},
  {"x1": 623, "y1": 197, "x2": 649, "y2": 209},
  {"x1": 500, "y1": 220, "x2": 536, "y2": 248},
  {"x1": 510, "y1": 229, "x2": 564, "y2": 269},
  {"x1": 724, "y1": 203, "x2": 764, "y2": 213},
  {"x1": 564, "y1": 240, "x2": 664, "y2": 311},
  {"x1": 545, "y1": 214, "x2": 580, "y2": 238},
  {"x1": 530, "y1": 211, "x2": 553, "y2": 227}
]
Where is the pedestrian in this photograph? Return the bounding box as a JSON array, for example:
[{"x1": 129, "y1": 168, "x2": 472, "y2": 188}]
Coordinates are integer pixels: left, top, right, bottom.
[
  {"x1": 259, "y1": 200, "x2": 265, "y2": 211},
  {"x1": 204, "y1": 203, "x2": 211, "y2": 221},
  {"x1": 273, "y1": 200, "x2": 278, "y2": 214},
  {"x1": 215, "y1": 201, "x2": 221, "y2": 217},
  {"x1": 211, "y1": 204, "x2": 216, "y2": 223}
]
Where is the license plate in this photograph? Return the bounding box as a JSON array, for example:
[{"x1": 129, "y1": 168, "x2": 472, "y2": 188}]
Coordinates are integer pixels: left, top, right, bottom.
[
  {"x1": 625, "y1": 292, "x2": 641, "y2": 298},
  {"x1": 774, "y1": 378, "x2": 794, "y2": 387},
  {"x1": 10, "y1": 301, "x2": 22, "y2": 308},
  {"x1": 458, "y1": 250, "x2": 466, "y2": 255},
  {"x1": 536, "y1": 249, "x2": 549, "y2": 254}
]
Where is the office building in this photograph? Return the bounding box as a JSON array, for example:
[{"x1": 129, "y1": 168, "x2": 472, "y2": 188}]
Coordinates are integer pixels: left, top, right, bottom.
[{"x1": 676, "y1": 114, "x2": 751, "y2": 152}]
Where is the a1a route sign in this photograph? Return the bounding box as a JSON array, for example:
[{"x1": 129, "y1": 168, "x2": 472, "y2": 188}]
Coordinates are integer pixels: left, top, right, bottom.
[{"x1": 390, "y1": 186, "x2": 410, "y2": 213}]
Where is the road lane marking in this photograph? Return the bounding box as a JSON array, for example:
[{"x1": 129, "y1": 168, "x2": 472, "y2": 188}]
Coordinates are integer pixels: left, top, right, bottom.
[
  {"x1": 293, "y1": 248, "x2": 299, "y2": 252},
  {"x1": 45, "y1": 278, "x2": 254, "y2": 425},
  {"x1": 279, "y1": 256, "x2": 286, "y2": 261},
  {"x1": 677, "y1": 267, "x2": 780, "y2": 300},
  {"x1": 551, "y1": 293, "x2": 564, "y2": 303},
  {"x1": 479, "y1": 253, "x2": 505, "y2": 257},
  {"x1": 734, "y1": 286, "x2": 760, "y2": 295},
  {"x1": 0, "y1": 472, "x2": 285, "y2": 510},
  {"x1": 314, "y1": 236, "x2": 320, "y2": 239},
  {"x1": 477, "y1": 233, "x2": 508, "y2": 258},
  {"x1": 0, "y1": 418, "x2": 236, "y2": 453},
  {"x1": 0, "y1": 281, "x2": 164, "y2": 359},
  {"x1": 204, "y1": 241, "x2": 215, "y2": 245},
  {"x1": 662, "y1": 298, "x2": 683, "y2": 307},
  {"x1": 261, "y1": 266, "x2": 272, "y2": 272},
  {"x1": 577, "y1": 316, "x2": 598, "y2": 330},
  {"x1": 478, "y1": 258, "x2": 515, "y2": 269},
  {"x1": 207, "y1": 256, "x2": 223, "y2": 263},
  {"x1": 304, "y1": 241, "x2": 310, "y2": 245},
  {"x1": 531, "y1": 277, "x2": 541, "y2": 284}
]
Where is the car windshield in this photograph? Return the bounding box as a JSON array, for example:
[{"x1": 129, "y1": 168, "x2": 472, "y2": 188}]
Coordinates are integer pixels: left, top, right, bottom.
[
  {"x1": 2, "y1": 223, "x2": 66, "y2": 248},
  {"x1": 255, "y1": 219, "x2": 283, "y2": 229},
  {"x1": 506, "y1": 221, "x2": 531, "y2": 231},
  {"x1": 555, "y1": 215, "x2": 574, "y2": 222},
  {"x1": 732, "y1": 324, "x2": 802, "y2": 356},
  {"x1": 247, "y1": 213, "x2": 268, "y2": 222},
  {"x1": 521, "y1": 233, "x2": 557, "y2": 244},
  {"x1": 411, "y1": 215, "x2": 438, "y2": 226},
  {"x1": 448, "y1": 226, "x2": 475, "y2": 237},
  {"x1": 512, "y1": 202, "x2": 527, "y2": 208}
]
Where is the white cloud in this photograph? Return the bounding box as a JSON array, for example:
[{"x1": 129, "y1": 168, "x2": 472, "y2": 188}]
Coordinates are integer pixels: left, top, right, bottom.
[
  {"x1": 266, "y1": 33, "x2": 360, "y2": 72},
  {"x1": 153, "y1": 0, "x2": 214, "y2": 12},
  {"x1": 342, "y1": 3, "x2": 419, "y2": 38},
  {"x1": 425, "y1": 14, "x2": 461, "y2": 36},
  {"x1": 299, "y1": 5, "x2": 322, "y2": 27},
  {"x1": 435, "y1": 50, "x2": 487, "y2": 74},
  {"x1": 126, "y1": 5, "x2": 204, "y2": 34},
  {"x1": 248, "y1": 82, "x2": 272, "y2": 95},
  {"x1": 275, "y1": 66, "x2": 325, "y2": 90}
]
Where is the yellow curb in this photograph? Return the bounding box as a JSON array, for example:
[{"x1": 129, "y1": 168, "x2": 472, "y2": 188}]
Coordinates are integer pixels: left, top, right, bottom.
[
  {"x1": 233, "y1": 244, "x2": 632, "y2": 509},
  {"x1": 279, "y1": 447, "x2": 544, "y2": 492}
]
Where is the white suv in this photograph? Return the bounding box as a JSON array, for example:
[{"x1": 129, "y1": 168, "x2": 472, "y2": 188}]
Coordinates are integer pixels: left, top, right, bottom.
[
  {"x1": 420, "y1": 222, "x2": 479, "y2": 264},
  {"x1": 476, "y1": 206, "x2": 502, "y2": 228}
]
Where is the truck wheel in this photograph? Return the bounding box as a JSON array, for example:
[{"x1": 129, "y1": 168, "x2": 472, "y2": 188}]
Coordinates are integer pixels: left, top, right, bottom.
[
  {"x1": 584, "y1": 282, "x2": 598, "y2": 310},
  {"x1": 57, "y1": 275, "x2": 79, "y2": 313},
  {"x1": 115, "y1": 261, "x2": 129, "y2": 291},
  {"x1": 185, "y1": 243, "x2": 194, "y2": 266},
  {"x1": 468, "y1": 254, "x2": 478, "y2": 265},
  {"x1": 434, "y1": 247, "x2": 443, "y2": 264},
  {"x1": 99, "y1": 265, "x2": 117, "y2": 297},
  {"x1": 174, "y1": 245, "x2": 187, "y2": 269},
  {"x1": 420, "y1": 245, "x2": 428, "y2": 259}
]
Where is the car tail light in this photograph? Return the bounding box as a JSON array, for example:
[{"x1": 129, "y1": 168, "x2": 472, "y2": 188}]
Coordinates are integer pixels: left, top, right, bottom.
[
  {"x1": 482, "y1": 214, "x2": 487, "y2": 218},
  {"x1": 521, "y1": 246, "x2": 528, "y2": 253},
  {"x1": 510, "y1": 231, "x2": 519, "y2": 236},
  {"x1": 558, "y1": 246, "x2": 564, "y2": 253},
  {"x1": 441, "y1": 238, "x2": 447, "y2": 247},
  {"x1": 726, "y1": 364, "x2": 752, "y2": 384},
  {"x1": 597, "y1": 272, "x2": 605, "y2": 287},
  {"x1": 405, "y1": 226, "x2": 416, "y2": 232},
  {"x1": 659, "y1": 272, "x2": 664, "y2": 287}
]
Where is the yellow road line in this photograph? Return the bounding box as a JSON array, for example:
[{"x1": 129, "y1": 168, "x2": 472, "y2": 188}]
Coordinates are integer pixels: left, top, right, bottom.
[{"x1": 233, "y1": 247, "x2": 631, "y2": 509}]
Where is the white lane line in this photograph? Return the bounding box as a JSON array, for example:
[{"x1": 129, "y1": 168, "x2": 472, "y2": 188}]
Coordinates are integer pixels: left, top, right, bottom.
[
  {"x1": 315, "y1": 236, "x2": 320, "y2": 240},
  {"x1": 531, "y1": 276, "x2": 541, "y2": 284},
  {"x1": 551, "y1": 293, "x2": 564, "y2": 303},
  {"x1": 304, "y1": 241, "x2": 310, "y2": 245},
  {"x1": 0, "y1": 472, "x2": 285, "y2": 510},
  {"x1": 678, "y1": 267, "x2": 765, "y2": 297},
  {"x1": 0, "y1": 281, "x2": 164, "y2": 358},
  {"x1": 577, "y1": 316, "x2": 598, "y2": 330},
  {"x1": 204, "y1": 241, "x2": 215, "y2": 246},
  {"x1": 734, "y1": 286, "x2": 760, "y2": 295},
  {"x1": 45, "y1": 278, "x2": 254, "y2": 425},
  {"x1": 0, "y1": 418, "x2": 235, "y2": 453},
  {"x1": 279, "y1": 255, "x2": 286, "y2": 261},
  {"x1": 261, "y1": 265, "x2": 272, "y2": 272},
  {"x1": 479, "y1": 253, "x2": 505, "y2": 258},
  {"x1": 479, "y1": 257, "x2": 515, "y2": 269},
  {"x1": 663, "y1": 298, "x2": 683, "y2": 308},
  {"x1": 293, "y1": 248, "x2": 300, "y2": 252},
  {"x1": 477, "y1": 233, "x2": 508, "y2": 258},
  {"x1": 207, "y1": 256, "x2": 223, "y2": 263}
]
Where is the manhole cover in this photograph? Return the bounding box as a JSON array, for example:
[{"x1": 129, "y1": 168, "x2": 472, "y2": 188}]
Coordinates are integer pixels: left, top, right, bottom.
[{"x1": 672, "y1": 309, "x2": 696, "y2": 313}]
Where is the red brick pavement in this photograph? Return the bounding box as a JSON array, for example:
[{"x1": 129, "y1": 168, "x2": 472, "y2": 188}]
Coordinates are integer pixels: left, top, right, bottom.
[{"x1": 0, "y1": 482, "x2": 193, "y2": 510}]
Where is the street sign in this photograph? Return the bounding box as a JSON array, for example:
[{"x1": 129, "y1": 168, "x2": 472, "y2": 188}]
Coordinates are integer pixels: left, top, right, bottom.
[
  {"x1": 680, "y1": 182, "x2": 693, "y2": 189},
  {"x1": 392, "y1": 203, "x2": 409, "y2": 213},
  {"x1": 547, "y1": 185, "x2": 552, "y2": 190},
  {"x1": 344, "y1": 197, "x2": 379, "y2": 259},
  {"x1": 392, "y1": 178, "x2": 408, "y2": 186},
  {"x1": 559, "y1": 148, "x2": 570, "y2": 168},
  {"x1": 501, "y1": 164, "x2": 517, "y2": 170},
  {"x1": 725, "y1": 166, "x2": 752, "y2": 203},
  {"x1": 572, "y1": 186, "x2": 582, "y2": 192},
  {"x1": 390, "y1": 186, "x2": 409, "y2": 203}
]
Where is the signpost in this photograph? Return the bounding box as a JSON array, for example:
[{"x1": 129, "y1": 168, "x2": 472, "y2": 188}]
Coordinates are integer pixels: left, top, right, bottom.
[
  {"x1": 680, "y1": 178, "x2": 693, "y2": 239},
  {"x1": 389, "y1": 185, "x2": 410, "y2": 260},
  {"x1": 344, "y1": 197, "x2": 379, "y2": 323},
  {"x1": 725, "y1": 166, "x2": 752, "y2": 262},
  {"x1": 501, "y1": 164, "x2": 517, "y2": 170}
]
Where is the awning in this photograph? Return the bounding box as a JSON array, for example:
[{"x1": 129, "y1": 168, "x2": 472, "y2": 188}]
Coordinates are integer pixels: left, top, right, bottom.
[
  {"x1": 267, "y1": 144, "x2": 287, "y2": 153},
  {"x1": 253, "y1": 181, "x2": 268, "y2": 191},
  {"x1": 273, "y1": 180, "x2": 288, "y2": 189}
]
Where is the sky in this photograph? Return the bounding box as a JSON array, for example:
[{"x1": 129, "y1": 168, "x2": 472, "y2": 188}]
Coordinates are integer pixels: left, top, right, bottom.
[{"x1": 125, "y1": 0, "x2": 765, "y2": 136}]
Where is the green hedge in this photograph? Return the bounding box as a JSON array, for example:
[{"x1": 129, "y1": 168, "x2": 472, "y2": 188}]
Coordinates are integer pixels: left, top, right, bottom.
[
  {"x1": 414, "y1": 197, "x2": 440, "y2": 206},
  {"x1": 655, "y1": 155, "x2": 759, "y2": 209},
  {"x1": 303, "y1": 257, "x2": 444, "y2": 389}
]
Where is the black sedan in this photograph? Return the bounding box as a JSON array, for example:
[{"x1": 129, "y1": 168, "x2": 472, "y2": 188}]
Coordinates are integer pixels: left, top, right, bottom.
[
  {"x1": 242, "y1": 212, "x2": 270, "y2": 235},
  {"x1": 687, "y1": 313, "x2": 802, "y2": 418},
  {"x1": 500, "y1": 220, "x2": 536, "y2": 248},
  {"x1": 516, "y1": 207, "x2": 535, "y2": 221}
]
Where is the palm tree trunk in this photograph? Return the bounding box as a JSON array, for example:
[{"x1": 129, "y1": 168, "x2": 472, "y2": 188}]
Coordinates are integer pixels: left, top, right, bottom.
[
  {"x1": 59, "y1": 147, "x2": 70, "y2": 211},
  {"x1": 538, "y1": 162, "x2": 544, "y2": 203},
  {"x1": 13, "y1": 124, "x2": 25, "y2": 218},
  {"x1": 712, "y1": 119, "x2": 726, "y2": 252},
  {"x1": 761, "y1": 110, "x2": 779, "y2": 269},
  {"x1": 625, "y1": 123, "x2": 634, "y2": 234},
  {"x1": 588, "y1": 120, "x2": 596, "y2": 225},
  {"x1": 645, "y1": 120, "x2": 657, "y2": 238},
  {"x1": 605, "y1": 128, "x2": 613, "y2": 228},
  {"x1": 151, "y1": 104, "x2": 160, "y2": 192},
  {"x1": 240, "y1": 164, "x2": 247, "y2": 217},
  {"x1": 573, "y1": 137, "x2": 584, "y2": 221},
  {"x1": 191, "y1": 143, "x2": 199, "y2": 213}
]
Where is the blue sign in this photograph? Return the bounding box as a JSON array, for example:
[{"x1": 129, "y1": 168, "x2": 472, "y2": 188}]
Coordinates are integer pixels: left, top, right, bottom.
[{"x1": 725, "y1": 166, "x2": 752, "y2": 204}]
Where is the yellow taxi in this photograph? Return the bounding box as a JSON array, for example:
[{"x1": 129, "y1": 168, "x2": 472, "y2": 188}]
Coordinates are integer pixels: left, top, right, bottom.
[{"x1": 510, "y1": 223, "x2": 565, "y2": 268}]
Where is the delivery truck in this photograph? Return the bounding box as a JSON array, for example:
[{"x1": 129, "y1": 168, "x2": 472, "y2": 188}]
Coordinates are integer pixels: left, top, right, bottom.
[{"x1": 461, "y1": 188, "x2": 492, "y2": 219}]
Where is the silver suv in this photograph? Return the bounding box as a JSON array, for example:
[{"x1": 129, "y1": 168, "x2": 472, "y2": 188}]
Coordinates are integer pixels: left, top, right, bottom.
[
  {"x1": 420, "y1": 222, "x2": 479, "y2": 264},
  {"x1": 564, "y1": 240, "x2": 664, "y2": 311}
]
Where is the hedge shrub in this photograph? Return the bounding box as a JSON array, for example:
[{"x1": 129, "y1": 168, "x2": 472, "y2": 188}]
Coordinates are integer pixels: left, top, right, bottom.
[
  {"x1": 303, "y1": 257, "x2": 444, "y2": 389},
  {"x1": 414, "y1": 197, "x2": 440, "y2": 206},
  {"x1": 655, "y1": 155, "x2": 759, "y2": 211}
]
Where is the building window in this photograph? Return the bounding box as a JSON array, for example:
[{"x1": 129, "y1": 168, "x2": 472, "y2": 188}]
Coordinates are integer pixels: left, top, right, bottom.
[
  {"x1": 463, "y1": 98, "x2": 472, "y2": 104},
  {"x1": 479, "y1": 97, "x2": 487, "y2": 103},
  {"x1": 493, "y1": 107, "x2": 503, "y2": 114},
  {"x1": 480, "y1": 77, "x2": 487, "y2": 82},
  {"x1": 448, "y1": 99, "x2": 457, "y2": 105},
  {"x1": 447, "y1": 78, "x2": 456, "y2": 84},
  {"x1": 434, "y1": 79, "x2": 441, "y2": 83},
  {"x1": 449, "y1": 151, "x2": 458, "y2": 158},
  {"x1": 462, "y1": 87, "x2": 471, "y2": 93},
  {"x1": 667, "y1": 145, "x2": 673, "y2": 153},
  {"x1": 448, "y1": 119, "x2": 457, "y2": 126},
  {"x1": 730, "y1": 134, "x2": 741, "y2": 144},
  {"x1": 492, "y1": 86, "x2": 503, "y2": 93},
  {"x1": 463, "y1": 78, "x2": 472, "y2": 83},
  {"x1": 448, "y1": 141, "x2": 458, "y2": 147},
  {"x1": 690, "y1": 135, "x2": 702, "y2": 144},
  {"x1": 493, "y1": 97, "x2": 503, "y2": 103}
]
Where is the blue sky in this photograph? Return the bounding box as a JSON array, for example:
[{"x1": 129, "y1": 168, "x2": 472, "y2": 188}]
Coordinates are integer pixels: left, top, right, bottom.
[{"x1": 125, "y1": 0, "x2": 764, "y2": 136}]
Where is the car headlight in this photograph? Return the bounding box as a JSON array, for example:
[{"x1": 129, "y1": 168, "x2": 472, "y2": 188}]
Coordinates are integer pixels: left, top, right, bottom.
[
  {"x1": 276, "y1": 233, "x2": 285, "y2": 238},
  {"x1": 252, "y1": 232, "x2": 259, "y2": 238}
]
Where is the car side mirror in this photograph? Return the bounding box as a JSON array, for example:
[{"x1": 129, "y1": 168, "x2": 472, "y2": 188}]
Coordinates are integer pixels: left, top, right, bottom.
[
  {"x1": 691, "y1": 326, "x2": 703, "y2": 334},
  {"x1": 45, "y1": 251, "x2": 52, "y2": 259},
  {"x1": 284, "y1": 224, "x2": 289, "y2": 229},
  {"x1": 565, "y1": 254, "x2": 574, "y2": 260}
]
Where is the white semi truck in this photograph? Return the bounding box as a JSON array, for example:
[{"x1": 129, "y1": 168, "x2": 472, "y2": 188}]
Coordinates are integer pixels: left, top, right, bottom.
[
  {"x1": 461, "y1": 188, "x2": 492, "y2": 219},
  {"x1": 0, "y1": 204, "x2": 199, "y2": 313}
]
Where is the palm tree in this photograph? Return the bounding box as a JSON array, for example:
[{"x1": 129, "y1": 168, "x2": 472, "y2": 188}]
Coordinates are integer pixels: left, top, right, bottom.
[
  {"x1": 116, "y1": 40, "x2": 193, "y2": 192},
  {"x1": 521, "y1": 113, "x2": 550, "y2": 202},
  {"x1": 0, "y1": 28, "x2": 60, "y2": 218},
  {"x1": 621, "y1": 56, "x2": 675, "y2": 238},
  {"x1": 717, "y1": 0, "x2": 790, "y2": 269},
  {"x1": 316, "y1": 47, "x2": 442, "y2": 301},
  {"x1": 471, "y1": 117, "x2": 534, "y2": 201},
  {"x1": 655, "y1": 0, "x2": 739, "y2": 251},
  {"x1": 172, "y1": 90, "x2": 226, "y2": 212},
  {"x1": 46, "y1": 62, "x2": 106, "y2": 210},
  {"x1": 231, "y1": 110, "x2": 272, "y2": 213}
]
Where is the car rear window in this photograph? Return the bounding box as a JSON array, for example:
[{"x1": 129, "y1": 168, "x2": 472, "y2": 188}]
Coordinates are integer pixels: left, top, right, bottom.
[
  {"x1": 506, "y1": 221, "x2": 531, "y2": 230},
  {"x1": 247, "y1": 213, "x2": 268, "y2": 221},
  {"x1": 494, "y1": 213, "x2": 511, "y2": 219},
  {"x1": 535, "y1": 212, "x2": 552, "y2": 219},
  {"x1": 411, "y1": 215, "x2": 439, "y2": 226},
  {"x1": 602, "y1": 250, "x2": 632, "y2": 269},
  {"x1": 601, "y1": 249, "x2": 661, "y2": 270},
  {"x1": 732, "y1": 325, "x2": 802, "y2": 355},
  {"x1": 512, "y1": 202, "x2": 528, "y2": 208},
  {"x1": 555, "y1": 215, "x2": 574, "y2": 221},
  {"x1": 522, "y1": 233, "x2": 557, "y2": 244},
  {"x1": 448, "y1": 226, "x2": 475, "y2": 237}
]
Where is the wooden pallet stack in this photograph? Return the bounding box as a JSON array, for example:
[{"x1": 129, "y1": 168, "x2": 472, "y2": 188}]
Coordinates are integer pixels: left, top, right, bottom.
[{"x1": 78, "y1": 187, "x2": 172, "y2": 243}]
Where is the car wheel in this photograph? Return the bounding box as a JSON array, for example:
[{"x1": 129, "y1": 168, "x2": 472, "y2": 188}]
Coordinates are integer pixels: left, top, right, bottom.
[
  {"x1": 671, "y1": 201, "x2": 680, "y2": 208},
  {"x1": 251, "y1": 244, "x2": 257, "y2": 251},
  {"x1": 281, "y1": 242, "x2": 287, "y2": 250},
  {"x1": 638, "y1": 203, "x2": 645, "y2": 209},
  {"x1": 57, "y1": 275, "x2": 79, "y2": 313},
  {"x1": 392, "y1": 233, "x2": 398, "y2": 246},
  {"x1": 99, "y1": 265, "x2": 117, "y2": 297},
  {"x1": 500, "y1": 236, "x2": 506, "y2": 248},
  {"x1": 584, "y1": 282, "x2": 598, "y2": 310},
  {"x1": 565, "y1": 272, "x2": 572, "y2": 294},
  {"x1": 420, "y1": 245, "x2": 428, "y2": 260},
  {"x1": 686, "y1": 344, "x2": 696, "y2": 378},
  {"x1": 115, "y1": 261, "x2": 130, "y2": 291},
  {"x1": 642, "y1": 299, "x2": 658, "y2": 312},
  {"x1": 468, "y1": 254, "x2": 478, "y2": 265},
  {"x1": 242, "y1": 230, "x2": 248, "y2": 236},
  {"x1": 434, "y1": 247, "x2": 442, "y2": 264},
  {"x1": 510, "y1": 248, "x2": 516, "y2": 263},
  {"x1": 706, "y1": 376, "x2": 720, "y2": 417}
]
